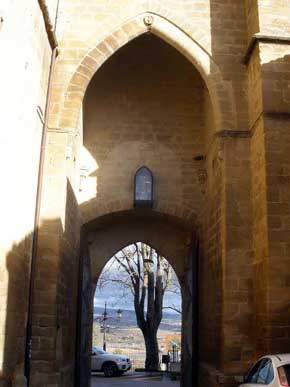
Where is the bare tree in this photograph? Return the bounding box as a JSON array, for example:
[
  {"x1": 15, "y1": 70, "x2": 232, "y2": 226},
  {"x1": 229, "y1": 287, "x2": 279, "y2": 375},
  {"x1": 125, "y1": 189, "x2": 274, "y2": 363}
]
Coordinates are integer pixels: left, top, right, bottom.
[{"x1": 98, "y1": 242, "x2": 180, "y2": 370}]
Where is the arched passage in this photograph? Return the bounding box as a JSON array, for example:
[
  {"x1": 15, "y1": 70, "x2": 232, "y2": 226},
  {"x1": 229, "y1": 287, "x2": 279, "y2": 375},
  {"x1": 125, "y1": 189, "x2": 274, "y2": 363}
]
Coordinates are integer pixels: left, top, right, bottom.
[
  {"x1": 58, "y1": 13, "x2": 237, "y2": 135},
  {"x1": 79, "y1": 32, "x2": 213, "y2": 224},
  {"x1": 93, "y1": 241, "x2": 182, "y2": 373},
  {"x1": 76, "y1": 210, "x2": 198, "y2": 387},
  {"x1": 74, "y1": 28, "x2": 216, "y2": 387},
  {"x1": 29, "y1": 8, "x2": 241, "y2": 387}
]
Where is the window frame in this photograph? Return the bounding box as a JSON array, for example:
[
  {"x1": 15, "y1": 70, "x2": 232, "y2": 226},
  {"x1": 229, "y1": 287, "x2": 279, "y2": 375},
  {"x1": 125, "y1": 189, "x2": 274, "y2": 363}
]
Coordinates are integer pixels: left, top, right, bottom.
[
  {"x1": 245, "y1": 358, "x2": 274, "y2": 385},
  {"x1": 257, "y1": 359, "x2": 273, "y2": 384},
  {"x1": 134, "y1": 166, "x2": 154, "y2": 208}
]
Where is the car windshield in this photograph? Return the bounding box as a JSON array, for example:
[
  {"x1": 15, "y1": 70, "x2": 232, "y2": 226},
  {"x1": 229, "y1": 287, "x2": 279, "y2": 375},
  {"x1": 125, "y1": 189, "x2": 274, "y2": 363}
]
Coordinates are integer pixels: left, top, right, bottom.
[{"x1": 92, "y1": 346, "x2": 107, "y2": 355}]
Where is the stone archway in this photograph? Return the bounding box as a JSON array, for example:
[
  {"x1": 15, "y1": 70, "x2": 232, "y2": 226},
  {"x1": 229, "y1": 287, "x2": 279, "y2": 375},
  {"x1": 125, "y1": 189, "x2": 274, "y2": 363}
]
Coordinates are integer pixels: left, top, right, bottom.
[
  {"x1": 57, "y1": 12, "x2": 237, "y2": 135},
  {"x1": 29, "y1": 6, "x2": 245, "y2": 387},
  {"x1": 76, "y1": 210, "x2": 198, "y2": 387}
]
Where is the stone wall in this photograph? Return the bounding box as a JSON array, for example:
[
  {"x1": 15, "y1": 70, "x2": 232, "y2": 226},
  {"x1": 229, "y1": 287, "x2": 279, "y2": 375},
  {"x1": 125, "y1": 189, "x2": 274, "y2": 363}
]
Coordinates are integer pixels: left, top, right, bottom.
[
  {"x1": 49, "y1": 0, "x2": 247, "y2": 132},
  {"x1": 264, "y1": 115, "x2": 290, "y2": 353},
  {"x1": 30, "y1": 134, "x2": 82, "y2": 387},
  {"x1": 199, "y1": 130, "x2": 254, "y2": 385},
  {"x1": 82, "y1": 34, "x2": 208, "y2": 222},
  {"x1": 1, "y1": 1, "x2": 290, "y2": 387},
  {"x1": 222, "y1": 135, "x2": 253, "y2": 374},
  {"x1": 245, "y1": 0, "x2": 259, "y2": 41},
  {"x1": 247, "y1": 16, "x2": 290, "y2": 359},
  {"x1": 199, "y1": 137, "x2": 224, "y2": 371},
  {"x1": 0, "y1": 1, "x2": 55, "y2": 385},
  {"x1": 250, "y1": 119, "x2": 268, "y2": 356},
  {"x1": 15, "y1": 1, "x2": 251, "y2": 386},
  {"x1": 87, "y1": 212, "x2": 192, "y2": 284}
]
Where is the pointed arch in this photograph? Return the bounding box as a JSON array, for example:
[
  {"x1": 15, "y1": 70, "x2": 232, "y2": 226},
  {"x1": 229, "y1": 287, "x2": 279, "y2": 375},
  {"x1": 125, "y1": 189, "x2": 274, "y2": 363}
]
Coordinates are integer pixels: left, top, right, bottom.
[
  {"x1": 84, "y1": 209, "x2": 195, "y2": 283},
  {"x1": 58, "y1": 13, "x2": 237, "y2": 133}
]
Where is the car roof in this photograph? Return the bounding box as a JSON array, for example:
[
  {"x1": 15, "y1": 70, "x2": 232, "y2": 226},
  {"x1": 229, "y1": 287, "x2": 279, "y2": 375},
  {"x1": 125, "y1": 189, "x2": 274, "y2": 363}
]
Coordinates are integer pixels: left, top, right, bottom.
[{"x1": 262, "y1": 354, "x2": 290, "y2": 367}]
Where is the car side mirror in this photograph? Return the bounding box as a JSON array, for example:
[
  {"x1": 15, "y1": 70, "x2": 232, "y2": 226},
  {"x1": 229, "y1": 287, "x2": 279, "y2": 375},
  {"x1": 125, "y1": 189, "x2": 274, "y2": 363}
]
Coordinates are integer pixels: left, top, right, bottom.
[{"x1": 92, "y1": 352, "x2": 96, "y2": 356}]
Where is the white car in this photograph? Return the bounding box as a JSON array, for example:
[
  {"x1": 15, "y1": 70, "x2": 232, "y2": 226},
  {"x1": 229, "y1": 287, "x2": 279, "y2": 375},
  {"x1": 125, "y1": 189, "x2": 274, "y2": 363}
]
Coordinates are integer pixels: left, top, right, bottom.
[
  {"x1": 239, "y1": 354, "x2": 290, "y2": 386},
  {"x1": 91, "y1": 346, "x2": 131, "y2": 377}
]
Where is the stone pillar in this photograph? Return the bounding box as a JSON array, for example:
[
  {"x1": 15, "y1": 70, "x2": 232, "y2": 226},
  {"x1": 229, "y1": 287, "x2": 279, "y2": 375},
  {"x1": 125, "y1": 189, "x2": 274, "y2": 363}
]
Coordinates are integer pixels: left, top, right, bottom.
[
  {"x1": 245, "y1": 0, "x2": 259, "y2": 40},
  {"x1": 30, "y1": 131, "x2": 67, "y2": 387},
  {"x1": 75, "y1": 237, "x2": 92, "y2": 387},
  {"x1": 259, "y1": 40, "x2": 290, "y2": 353},
  {"x1": 200, "y1": 133, "x2": 254, "y2": 385},
  {"x1": 246, "y1": 0, "x2": 290, "y2": 357},
  {"x1": 222, "y1": 134, "x2": 254, "y2": 378},
  {"x1": 246, "y1": 4, "x2": 268, "y2": 354},
  {"x1": 199, "y1": 136, "x2": 225, "y2": 385},
  {"x1": 30, "y1": 130, "x2": 81, "y2": 387},
  {"x1": 181, "y1": 240, "x2": 197, "y2": 387}
]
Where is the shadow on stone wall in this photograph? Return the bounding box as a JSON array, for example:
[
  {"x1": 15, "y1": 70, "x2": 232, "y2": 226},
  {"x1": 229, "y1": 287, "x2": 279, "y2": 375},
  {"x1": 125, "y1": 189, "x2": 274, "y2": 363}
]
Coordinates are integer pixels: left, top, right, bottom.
[
  {"x1": 3, "y1": 233, "x2": 33, "y2": 387},
  {"x1": 6, "y1": 6, "x2": 290, "y2": 387},
  {"x1": 2, "y1": 180, "x2": 81, "y2": 387},
  {"x1": 254, "y1": 53, "x2": 290, "y2": 357}
]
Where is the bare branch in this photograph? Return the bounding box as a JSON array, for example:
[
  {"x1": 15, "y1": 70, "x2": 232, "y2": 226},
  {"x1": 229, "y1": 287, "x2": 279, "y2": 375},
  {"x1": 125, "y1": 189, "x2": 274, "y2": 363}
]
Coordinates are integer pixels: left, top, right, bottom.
[
  {"x1": 96, "y1": 243, "x2": 181, "y2": 346},
  {"x1": 114, "y1": 254, "x2": 137, "y2": 290},
  {"x1": 163, "y1": 306, "x2": 182, "y2": 314}
]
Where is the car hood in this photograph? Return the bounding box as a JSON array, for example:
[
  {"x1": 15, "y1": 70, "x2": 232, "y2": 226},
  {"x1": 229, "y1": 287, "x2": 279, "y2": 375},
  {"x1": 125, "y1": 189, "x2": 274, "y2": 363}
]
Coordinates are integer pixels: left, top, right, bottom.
[{"x1": 101, "y1": 354, "x2": 129, "y2": 361}]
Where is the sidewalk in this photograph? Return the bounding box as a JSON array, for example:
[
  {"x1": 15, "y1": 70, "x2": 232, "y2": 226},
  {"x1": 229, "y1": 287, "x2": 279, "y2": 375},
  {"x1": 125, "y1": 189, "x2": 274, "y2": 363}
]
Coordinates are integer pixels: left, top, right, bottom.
[{"x1": 91, "y1": 372, "x2": 179, "y2": 386}]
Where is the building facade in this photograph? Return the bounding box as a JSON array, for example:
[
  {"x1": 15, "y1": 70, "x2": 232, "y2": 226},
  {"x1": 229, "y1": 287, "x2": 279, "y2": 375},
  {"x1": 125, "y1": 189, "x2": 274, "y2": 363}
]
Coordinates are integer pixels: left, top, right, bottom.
[{"x1": 0, "y1": 1, "x2": 290, "y2": 386}]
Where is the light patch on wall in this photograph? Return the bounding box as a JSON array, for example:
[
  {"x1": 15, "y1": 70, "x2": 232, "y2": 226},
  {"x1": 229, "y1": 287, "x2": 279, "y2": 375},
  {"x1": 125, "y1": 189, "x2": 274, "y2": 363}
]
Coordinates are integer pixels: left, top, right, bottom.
[{"x1": 77, "y1": 146, "x2": 99, "y2": 203}]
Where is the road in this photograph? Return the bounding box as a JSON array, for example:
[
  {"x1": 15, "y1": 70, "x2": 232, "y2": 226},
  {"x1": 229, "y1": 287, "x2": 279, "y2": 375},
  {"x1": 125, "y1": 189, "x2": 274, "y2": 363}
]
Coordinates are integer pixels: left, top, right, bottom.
[{"x1": 91, "y1": 372, "x2": 180, "y2": 386}]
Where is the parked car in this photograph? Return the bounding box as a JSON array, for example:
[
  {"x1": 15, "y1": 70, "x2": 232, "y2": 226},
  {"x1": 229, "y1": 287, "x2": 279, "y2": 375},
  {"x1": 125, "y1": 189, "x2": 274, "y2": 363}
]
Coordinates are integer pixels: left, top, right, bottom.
[
  {"x1": 239, "y1": 354, "x2": 290, "y2": 386},
  {"x1": 91, "y1": 346, "x2": 131, "y2": 377}
]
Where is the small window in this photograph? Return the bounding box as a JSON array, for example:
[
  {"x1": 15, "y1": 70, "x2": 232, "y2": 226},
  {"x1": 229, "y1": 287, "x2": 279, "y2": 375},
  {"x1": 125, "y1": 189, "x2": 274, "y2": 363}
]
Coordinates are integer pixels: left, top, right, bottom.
[
  {"x1": 134, "y1": 166, "x2": 153, "y2": 208},
  {"x1": 257, "y1": 359, "x2": 272, "y2": 384},
  {"x1": 266, "y1": 362, "x2": 274, "y2": 384},
  {"x1": 246, "y1": 358, "x2": 274, "y2": 385},
  {"x1": 246, "y1": 359, "x2": 264, "y2": 383}
]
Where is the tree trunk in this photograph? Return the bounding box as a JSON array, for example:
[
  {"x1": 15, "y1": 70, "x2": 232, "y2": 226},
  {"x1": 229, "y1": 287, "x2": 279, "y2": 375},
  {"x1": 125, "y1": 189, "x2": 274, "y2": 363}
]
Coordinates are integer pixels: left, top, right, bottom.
[{"x1": 144, "y1": 330, "x2": 159, "y2": 371}]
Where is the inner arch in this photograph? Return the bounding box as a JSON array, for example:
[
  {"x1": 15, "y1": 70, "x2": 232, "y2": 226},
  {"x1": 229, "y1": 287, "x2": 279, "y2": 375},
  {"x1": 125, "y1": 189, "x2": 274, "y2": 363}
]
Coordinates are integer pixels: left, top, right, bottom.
[
  {"x1": 85, "y1": 209, "x2": 194, "y2": 284},
  {"x1": 60, "y1": 13, "x2": 237, "y2": 134},
  {"x1": 79, "y1": 209, "x2": 197, "y2": 385},
  {"x1": 93, "y1": 241, "x2": 182, "y2": 373},
  {"x1": 80, "y1": 34, "x2": 213, "y2": 223}
]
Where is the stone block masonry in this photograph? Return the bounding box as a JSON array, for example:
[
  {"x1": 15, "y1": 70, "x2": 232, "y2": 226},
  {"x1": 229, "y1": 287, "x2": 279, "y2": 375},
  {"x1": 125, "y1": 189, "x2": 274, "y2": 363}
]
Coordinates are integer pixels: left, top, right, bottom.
[{"x1": 1, "y1": 1, "x2": 290, "y2": 387}]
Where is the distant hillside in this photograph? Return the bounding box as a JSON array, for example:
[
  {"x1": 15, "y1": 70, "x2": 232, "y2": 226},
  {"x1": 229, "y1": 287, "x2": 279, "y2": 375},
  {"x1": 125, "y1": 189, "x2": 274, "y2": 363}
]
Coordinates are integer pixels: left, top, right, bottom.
[{"x1": 94, "y1": 307, "x2": 181, "y2": 332}]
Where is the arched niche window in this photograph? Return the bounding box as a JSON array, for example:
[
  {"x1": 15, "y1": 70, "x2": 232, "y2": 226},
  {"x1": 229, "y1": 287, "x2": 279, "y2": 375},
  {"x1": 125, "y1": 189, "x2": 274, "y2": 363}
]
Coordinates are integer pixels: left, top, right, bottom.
[{"x1": 134, "y1": 166, "x2": 154, "y2": 208}]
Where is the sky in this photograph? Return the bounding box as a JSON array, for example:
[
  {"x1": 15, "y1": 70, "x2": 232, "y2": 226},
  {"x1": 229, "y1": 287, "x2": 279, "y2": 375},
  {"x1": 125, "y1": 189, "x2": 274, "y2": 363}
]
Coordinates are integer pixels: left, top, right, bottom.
[
  {"x1": 94, "y1": 246, "x2": 182, "y2": 315},
  {"x1": 94, "y1": 284, "x2": 181, "y2": 313},
  {"x1": 94, "y1": 284, "x2": 181, "y2": 314}
]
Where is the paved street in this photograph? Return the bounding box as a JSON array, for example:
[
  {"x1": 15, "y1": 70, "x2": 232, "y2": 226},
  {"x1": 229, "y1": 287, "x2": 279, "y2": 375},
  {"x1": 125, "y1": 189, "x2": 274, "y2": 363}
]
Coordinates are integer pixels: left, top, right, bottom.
[{"x1": 91, "y1": 372, "x2": 179, "y2": 386}]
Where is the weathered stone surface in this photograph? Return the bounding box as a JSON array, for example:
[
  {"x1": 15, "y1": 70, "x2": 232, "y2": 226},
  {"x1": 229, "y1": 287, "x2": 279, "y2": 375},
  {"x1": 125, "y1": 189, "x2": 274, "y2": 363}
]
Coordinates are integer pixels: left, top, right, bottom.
[{"x1": 1, "y1": 1, "x2": 290, "y2": 387}]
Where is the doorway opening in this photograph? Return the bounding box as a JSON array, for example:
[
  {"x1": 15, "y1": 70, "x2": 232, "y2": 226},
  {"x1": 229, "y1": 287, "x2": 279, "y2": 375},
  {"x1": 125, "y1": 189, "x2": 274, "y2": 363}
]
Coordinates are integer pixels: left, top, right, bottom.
[
  {"x1": 92, "y1": 242, "x2": 182, "y2": 380},
  {"x1": 76, "y1": 210, "x2": 198, "y2": 387}
]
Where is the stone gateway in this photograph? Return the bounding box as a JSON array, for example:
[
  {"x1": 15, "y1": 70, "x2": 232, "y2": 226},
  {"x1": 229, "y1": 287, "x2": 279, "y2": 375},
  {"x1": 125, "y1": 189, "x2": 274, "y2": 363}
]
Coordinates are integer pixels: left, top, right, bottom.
[{"x1": 0, "y1": 1, "x2": 290, "y2": 387}]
